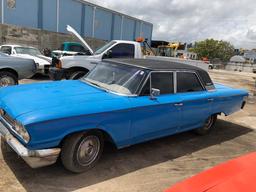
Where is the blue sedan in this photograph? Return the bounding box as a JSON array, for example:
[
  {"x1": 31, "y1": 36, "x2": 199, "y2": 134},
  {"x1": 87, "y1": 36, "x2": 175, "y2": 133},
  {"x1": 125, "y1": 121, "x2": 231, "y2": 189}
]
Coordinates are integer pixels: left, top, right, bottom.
[{"x1": 0, "y1": 59, "x2": 248, "y2": 173}]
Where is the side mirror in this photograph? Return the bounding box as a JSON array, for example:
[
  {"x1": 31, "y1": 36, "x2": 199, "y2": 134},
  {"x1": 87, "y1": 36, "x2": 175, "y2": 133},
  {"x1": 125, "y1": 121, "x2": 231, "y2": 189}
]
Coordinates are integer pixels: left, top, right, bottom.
[
  {"x1": 150, "y1": 88, "x2": 160, "y2": 100},
  {"x1": 103, "y1": 50, "x2": 112, "y2": 59}
]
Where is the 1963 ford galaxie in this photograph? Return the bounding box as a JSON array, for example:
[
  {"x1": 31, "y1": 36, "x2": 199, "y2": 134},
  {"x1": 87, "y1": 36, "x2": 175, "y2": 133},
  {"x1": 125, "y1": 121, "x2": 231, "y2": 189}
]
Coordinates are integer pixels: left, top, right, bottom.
[{"x1": 0, "y1": 59, "x2": 248, "y2": 173}]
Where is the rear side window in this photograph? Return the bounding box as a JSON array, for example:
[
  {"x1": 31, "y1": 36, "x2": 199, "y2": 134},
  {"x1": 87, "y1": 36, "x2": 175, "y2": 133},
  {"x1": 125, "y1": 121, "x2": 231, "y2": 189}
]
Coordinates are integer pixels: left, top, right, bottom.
[
  {"x1": 110, "y1": 44, "x2": 135, "y2": 58},
  {"x1": 0, "y1": 46, "x2": 12, "y2": 55},
  {"x1": 177, "y1": 72, "x2": 204, "y2": 93},
  {"x1": 140, "y1": 72, "x2": 174, "y2": 95}
]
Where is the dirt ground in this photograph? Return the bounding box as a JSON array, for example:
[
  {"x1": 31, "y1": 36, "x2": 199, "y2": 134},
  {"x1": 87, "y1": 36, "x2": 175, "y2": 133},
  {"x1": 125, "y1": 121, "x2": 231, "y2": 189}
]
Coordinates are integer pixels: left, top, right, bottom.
[{"x1": 0, "y1": 70, "x2": 256, "y2": 192}]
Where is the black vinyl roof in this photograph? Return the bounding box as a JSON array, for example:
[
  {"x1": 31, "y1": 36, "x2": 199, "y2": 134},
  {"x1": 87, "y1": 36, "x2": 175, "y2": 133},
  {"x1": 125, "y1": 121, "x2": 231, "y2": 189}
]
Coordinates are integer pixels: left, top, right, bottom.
[
  {"x1": 104, "y1": 59, "x2": 214, "y2": 88},
  {"x1": 105, "y1": 58, "x2": 203, "y2": 71}
]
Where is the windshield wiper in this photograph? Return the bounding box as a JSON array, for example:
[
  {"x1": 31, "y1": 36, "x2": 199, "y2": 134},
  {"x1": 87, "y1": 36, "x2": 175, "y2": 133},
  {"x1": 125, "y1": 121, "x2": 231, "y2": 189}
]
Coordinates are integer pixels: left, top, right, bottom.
[{"x1": 82, "y1": 79, "x2": 108, "y2": 92}]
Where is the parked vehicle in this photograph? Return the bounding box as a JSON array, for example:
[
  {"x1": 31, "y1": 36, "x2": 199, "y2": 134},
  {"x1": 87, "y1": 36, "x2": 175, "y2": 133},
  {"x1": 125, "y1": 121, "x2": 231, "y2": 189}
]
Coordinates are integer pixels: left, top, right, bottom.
[
  {"x1": 165, "y1": 152, "x2": 256, "y2": 192},
  {"x1": 51, "y1": 42, "x2": 91, "y2": 58},
  {"x1": 0, "y1": 59, "x2": 248, "y2": 173},
  {"x1": 50, "y1": 39, "x2": 143, "y2": 80},
  {"x1": 0, "y1": 45, "x2": 51, "y2": 75},
  {"x1": 0, "y1": 52, "x2": 36, "y2": 86},
  {"x1": 49, "y1": 25, "x2": 208, "y2": 80}
]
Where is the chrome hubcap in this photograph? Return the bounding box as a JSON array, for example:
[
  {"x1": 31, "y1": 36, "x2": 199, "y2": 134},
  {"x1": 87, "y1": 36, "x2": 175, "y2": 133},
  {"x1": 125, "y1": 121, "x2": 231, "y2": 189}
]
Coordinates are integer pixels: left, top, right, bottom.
[
  {"x1": 77, "y1": 136, "x2": 100, "y2": 166},
  {"x1": 0, "y1": 77, "x2": 15, "y2": 87}
]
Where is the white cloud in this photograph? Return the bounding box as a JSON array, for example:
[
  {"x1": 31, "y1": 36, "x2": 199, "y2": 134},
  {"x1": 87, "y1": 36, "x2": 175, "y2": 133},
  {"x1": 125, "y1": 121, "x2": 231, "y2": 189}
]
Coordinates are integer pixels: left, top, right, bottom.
[{"x1": 87, "y1": 0, "x2": 256, "y2": 49}]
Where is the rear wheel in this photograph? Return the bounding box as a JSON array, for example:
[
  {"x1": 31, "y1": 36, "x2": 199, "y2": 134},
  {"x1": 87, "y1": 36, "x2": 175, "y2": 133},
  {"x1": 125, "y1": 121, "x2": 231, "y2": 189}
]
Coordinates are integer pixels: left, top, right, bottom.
[
  {"x1": 61, "y1": 131, "x2": 104, "y2": 173},
  {"x1": 68, "y1": 71, "x2": 88, "y2": 80},
  {"x1": 0, "y1": 71, "x2": 18, "y2": 87},
  {"x1": 194, "y1": 115, "x2": 217, "y2": 135}
]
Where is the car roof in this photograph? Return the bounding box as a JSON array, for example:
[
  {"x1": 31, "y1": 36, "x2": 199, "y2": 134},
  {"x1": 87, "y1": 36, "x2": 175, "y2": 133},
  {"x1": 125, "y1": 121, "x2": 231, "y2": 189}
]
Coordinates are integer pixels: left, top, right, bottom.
[
  {"x1": 1, "y1": 44, "x2": 36, "y2": 48},
  {"x1": 104, "y1": 58, "x2": 205, "y2": 72},
  {"x1": 104, "y1": 59, "x2": 214, "y2": 88}
]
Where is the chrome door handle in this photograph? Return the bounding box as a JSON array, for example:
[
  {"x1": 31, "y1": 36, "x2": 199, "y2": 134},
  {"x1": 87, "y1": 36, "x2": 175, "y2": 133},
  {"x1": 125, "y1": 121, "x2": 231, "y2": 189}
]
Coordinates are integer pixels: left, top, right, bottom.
[
  {"x1": 208, "y1": 98, "x2": 214, "y2": 102},
  {"x1": 174, "y1": 103, "x2": 183, "y2": 106}
]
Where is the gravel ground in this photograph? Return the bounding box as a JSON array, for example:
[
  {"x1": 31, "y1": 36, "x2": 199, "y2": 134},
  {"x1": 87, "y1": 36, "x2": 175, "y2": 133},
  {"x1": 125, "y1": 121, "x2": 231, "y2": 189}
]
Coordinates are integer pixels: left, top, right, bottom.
[{"x1": 0, "y1": 69, "x2": 255, "y2": 192}]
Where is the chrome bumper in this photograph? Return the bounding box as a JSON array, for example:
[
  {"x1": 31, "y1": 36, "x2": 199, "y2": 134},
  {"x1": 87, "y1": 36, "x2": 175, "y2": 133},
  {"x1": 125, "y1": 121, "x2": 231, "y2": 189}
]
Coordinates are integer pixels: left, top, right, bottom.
[{"x1": 0, "y1": 119, "x2": 61, "y2": 168}]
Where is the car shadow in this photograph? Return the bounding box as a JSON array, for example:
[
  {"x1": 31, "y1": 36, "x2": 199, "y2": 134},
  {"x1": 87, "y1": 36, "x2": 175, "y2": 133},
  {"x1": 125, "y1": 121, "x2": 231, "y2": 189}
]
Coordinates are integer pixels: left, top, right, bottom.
[{"x1": 1, "y1": 120, "x2": 254, "y2": 192}]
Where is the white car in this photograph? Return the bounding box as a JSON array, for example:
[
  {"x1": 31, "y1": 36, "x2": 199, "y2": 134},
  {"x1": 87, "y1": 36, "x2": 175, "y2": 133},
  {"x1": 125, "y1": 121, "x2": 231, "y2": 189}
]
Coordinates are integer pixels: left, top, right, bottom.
[
  {"x1": 50, "y1": 25, "x2": 209, "y2": 80},
  {"x1": 0, "y1": 45, "x2": 52, "y2": 75}
]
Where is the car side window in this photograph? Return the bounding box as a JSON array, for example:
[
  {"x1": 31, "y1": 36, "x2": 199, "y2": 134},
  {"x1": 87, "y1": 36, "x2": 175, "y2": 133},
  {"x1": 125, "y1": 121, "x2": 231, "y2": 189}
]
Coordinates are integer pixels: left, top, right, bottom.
[
  {"x1": 110, "y1": 44, "x2": 135, "y2": 58},
  {"x1": 177, "y1": 72, "x2": 204, "y2": 93},
  {"x1": 0, "y1": 46, "x2": 12, "y2": 55},
  {"x1": 140, "y1": 72, "x2": 174, "y2": 96}
]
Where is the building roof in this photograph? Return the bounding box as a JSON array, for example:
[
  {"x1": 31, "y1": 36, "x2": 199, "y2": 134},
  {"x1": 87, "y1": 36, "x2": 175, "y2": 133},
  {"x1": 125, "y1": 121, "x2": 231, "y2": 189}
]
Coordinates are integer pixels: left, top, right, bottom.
[
  {"x1": 104, "y1": 59, "x2": 214, "y2": 87},
  {"x1": 230, "y1": 55, "x2": 246, "y2": 63}
]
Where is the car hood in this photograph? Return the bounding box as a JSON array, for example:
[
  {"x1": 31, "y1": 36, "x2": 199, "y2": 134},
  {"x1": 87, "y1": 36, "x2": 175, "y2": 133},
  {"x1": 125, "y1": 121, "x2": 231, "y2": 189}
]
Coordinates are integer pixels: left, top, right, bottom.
[
  {"x1": 0, "y1": 80, "x2": 127, "y2": 124},
  {"x1": 66, "y1": 25, "x2": 94, "y2": 55},
  {"x1": 13, "y1": 54, "x2": 50, "y2": 66},
  {"x1": 60, "y1": 53, "x2": 101, "y2": 60}
]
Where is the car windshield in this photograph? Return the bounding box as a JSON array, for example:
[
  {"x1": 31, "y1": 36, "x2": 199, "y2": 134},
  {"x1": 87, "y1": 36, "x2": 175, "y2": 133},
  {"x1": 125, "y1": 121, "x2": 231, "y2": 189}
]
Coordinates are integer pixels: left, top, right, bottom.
[
  {"x1": 82, "y1": 62, "x2": 146, "y2": 95},
  {"x1": 15, "y1": 47, "x2": 41, "y2": 55},
  {"x1": 94, "y1": 41, "x2": 116, "y2": 55}
]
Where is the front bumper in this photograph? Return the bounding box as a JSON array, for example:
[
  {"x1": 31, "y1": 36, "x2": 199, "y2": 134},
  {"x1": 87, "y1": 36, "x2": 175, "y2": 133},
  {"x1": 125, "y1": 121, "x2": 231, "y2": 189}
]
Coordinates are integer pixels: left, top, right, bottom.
[
  {"x1": 49, "y1": 67, "x2": 65, "y2": 80},
  {"x1": 0, "y1": 118, "x2": 61, "y2": 168}
]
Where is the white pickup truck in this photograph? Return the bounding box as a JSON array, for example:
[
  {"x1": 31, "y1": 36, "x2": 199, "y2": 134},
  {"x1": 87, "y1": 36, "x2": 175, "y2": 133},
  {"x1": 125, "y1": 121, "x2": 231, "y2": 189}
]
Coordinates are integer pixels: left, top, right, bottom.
[{"x1": 49, "y1": 25, "x2": 208, "y2": 80}]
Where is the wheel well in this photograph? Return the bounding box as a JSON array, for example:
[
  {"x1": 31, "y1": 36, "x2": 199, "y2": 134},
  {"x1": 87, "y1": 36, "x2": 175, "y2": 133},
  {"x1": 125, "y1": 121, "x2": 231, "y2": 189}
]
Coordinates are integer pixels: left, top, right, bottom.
[
  {"x1": 65, "y1": 67, "x2": 89, "y2": 79},
  {"x1": 67, "y1": 67, "x2": 89, "y2": 73},
  {"x1": 0, "y1": 68, "x2": 18, "y2": 79},
  {"x1": 60, "y1": 129, "x2": 117, "y2": 148}
]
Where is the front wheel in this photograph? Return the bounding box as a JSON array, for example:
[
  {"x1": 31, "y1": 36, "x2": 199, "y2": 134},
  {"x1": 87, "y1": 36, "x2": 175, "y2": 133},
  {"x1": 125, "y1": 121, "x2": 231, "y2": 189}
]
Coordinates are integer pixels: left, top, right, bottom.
[
  {"x1": 0, "y1": 71, "x2": 18, "y2": 87},
  {"x1": 194, "y1": 115, "x2": 217, "y2": 135},
  {"x1": 61, "y1": 131, "x2": 104, "y2": 173}
]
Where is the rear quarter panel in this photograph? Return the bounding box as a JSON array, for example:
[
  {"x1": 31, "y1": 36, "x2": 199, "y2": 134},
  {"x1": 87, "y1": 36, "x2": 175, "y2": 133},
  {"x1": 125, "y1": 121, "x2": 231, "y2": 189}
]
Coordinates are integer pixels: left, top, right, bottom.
[
  {"x1": 0, "y1": 57, "x2": 36, "y2": 79},
  {"x1": 210, "y1": 83, "x2": 248, "y2": 115}
]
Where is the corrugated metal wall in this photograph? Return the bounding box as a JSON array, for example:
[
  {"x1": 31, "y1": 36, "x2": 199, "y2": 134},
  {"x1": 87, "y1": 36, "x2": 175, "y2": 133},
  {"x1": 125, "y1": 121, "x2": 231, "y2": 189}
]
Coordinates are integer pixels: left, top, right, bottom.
[{"x1": 0, "y1": 0, "x2": 153, "y2": 43}]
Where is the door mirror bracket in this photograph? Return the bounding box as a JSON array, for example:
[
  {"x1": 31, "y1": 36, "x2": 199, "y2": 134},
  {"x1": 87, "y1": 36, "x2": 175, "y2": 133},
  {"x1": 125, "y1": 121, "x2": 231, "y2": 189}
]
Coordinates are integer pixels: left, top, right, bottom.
[{"x1": 150, "y1": 88, "x2": 160, "y2": 100}]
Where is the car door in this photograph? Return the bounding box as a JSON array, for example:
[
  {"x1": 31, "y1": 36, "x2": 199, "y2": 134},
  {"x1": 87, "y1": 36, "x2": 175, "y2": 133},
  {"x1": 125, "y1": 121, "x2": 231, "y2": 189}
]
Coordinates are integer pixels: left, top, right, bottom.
[
  {"x1": 129, "y1": 72, "x2": 182, "y2": 144},
  {"x1": 176, "y1": 71, "x2": 213, "y2": 132}
]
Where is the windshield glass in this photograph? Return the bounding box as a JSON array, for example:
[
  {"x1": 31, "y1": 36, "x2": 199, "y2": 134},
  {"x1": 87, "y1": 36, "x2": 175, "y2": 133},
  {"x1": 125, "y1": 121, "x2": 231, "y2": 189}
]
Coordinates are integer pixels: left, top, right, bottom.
[
  {"x1": 82, "y1": 62, "x2": 146, "y2": 95},
  {"x1": 94, "y1": 41, "x2": 116, "y2": 55},
  {"x1": 15, "y1": 47, "x2": 41, "y2": 55}
]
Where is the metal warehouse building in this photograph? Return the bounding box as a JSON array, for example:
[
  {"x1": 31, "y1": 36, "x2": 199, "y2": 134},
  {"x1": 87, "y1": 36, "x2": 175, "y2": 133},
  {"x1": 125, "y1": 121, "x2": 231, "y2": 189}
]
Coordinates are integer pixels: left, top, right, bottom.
[{"x1": 0, "y1": 0, "x2": 153, "y2": 42}]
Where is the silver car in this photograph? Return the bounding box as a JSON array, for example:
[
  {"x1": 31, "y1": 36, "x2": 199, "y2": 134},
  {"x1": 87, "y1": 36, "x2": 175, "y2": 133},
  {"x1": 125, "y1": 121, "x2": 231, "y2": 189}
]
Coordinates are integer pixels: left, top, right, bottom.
[{"x1": 0, "y1": 52, "x2": 36, "y2": 87}]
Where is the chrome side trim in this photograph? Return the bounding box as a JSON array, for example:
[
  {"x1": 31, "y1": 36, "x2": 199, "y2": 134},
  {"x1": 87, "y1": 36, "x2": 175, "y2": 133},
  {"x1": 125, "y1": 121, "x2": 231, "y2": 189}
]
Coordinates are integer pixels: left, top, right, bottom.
[{"x1": 173, "y1": 71, "x2": 177, "y2": 93}]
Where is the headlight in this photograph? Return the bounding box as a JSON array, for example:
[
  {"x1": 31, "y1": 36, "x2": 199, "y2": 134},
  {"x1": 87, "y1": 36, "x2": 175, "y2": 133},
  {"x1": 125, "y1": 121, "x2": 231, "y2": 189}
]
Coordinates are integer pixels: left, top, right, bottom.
[{"x1": 14, "y1": 121, "x2": 30, "y2": 143}]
